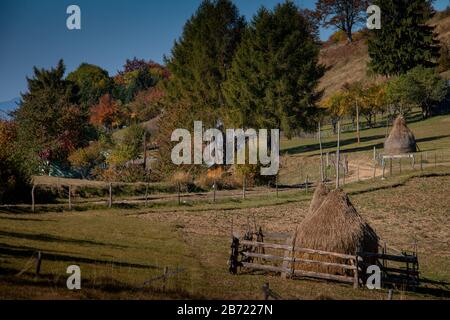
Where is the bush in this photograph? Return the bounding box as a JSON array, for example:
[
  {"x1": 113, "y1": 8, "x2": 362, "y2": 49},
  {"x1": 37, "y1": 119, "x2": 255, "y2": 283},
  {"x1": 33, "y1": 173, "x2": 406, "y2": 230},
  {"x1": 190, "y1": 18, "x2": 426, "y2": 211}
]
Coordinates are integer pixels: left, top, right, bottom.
[
  {"x1": 0, "y1": 121, "x2": 31, "y2": 204},
  {"x1": 69, "y1": 141, "x2": 106, "y2": 178}
]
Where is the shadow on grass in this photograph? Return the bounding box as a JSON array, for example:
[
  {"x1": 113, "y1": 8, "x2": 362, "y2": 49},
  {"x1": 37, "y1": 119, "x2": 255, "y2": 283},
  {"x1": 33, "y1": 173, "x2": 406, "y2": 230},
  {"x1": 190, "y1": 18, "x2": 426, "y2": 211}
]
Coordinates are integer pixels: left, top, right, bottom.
[
  {"x1": 411, "y1": 277, "x2": 450, "y2": 298},
  {"x1": 0, "y1": 216, "x2": 54, "y2": 222},
  {"x1": 283, "y1": 134, "x2": 385, "y2": 155},
  {"x1": 0, "y1": 266, "x2": 204, "y2": 299},
  {"x1": 283, "y1": 133, "x2": 450, "y2": 157},
  {"x1": 0, "y1": 230, "x2": 129, "y2": 249},
  {"x1": 0, "y1": 242, "x2": 157, "y2": 270}
]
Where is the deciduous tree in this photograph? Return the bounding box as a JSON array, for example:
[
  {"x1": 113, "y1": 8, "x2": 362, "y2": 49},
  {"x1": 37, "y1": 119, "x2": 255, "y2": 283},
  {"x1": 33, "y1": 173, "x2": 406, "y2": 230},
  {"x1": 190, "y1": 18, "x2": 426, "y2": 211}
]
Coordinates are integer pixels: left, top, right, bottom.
[{"x1": 314, "y1": 0, "x2": 369, "y2": 43}]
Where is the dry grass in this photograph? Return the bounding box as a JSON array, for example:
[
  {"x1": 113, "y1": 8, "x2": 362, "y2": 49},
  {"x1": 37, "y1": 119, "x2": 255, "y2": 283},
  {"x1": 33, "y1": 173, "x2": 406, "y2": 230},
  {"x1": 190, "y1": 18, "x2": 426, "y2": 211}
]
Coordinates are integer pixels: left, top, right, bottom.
[{"x1": 318, "y1": 14, "x2": 450, "y2": 101}]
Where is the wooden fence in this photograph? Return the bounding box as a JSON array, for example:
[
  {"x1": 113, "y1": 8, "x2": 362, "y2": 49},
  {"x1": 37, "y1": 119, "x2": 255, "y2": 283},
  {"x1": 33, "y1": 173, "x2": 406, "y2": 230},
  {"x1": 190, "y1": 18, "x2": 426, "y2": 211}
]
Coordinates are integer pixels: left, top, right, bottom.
[{"x1": 229, "y1": 229, "x2": 419, "y2": 290}]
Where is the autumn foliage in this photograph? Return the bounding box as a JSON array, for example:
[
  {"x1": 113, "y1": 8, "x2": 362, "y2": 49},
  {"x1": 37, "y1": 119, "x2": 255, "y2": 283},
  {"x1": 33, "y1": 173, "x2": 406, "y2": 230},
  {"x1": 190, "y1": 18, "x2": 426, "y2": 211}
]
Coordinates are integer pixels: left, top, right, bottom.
[{"x1": 89, "y1": 94, "x2": 122, "y2": 130}]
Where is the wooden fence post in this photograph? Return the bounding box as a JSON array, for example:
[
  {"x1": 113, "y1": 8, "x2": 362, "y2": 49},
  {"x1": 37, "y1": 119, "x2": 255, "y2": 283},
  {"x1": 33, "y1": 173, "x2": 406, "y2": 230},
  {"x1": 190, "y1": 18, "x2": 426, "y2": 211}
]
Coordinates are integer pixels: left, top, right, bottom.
[
  {"x1": 68, "y1": 185, "x2": 72, "y2": 211},
  {"x1": 276, "y1": 174, "x2": 279, "y2": 198},
  {"x1": 145, "y1": 182, "x2": 149, "y2": 207},
  {"x1": 213, "y1": 180, "x2": 216, "y2": 203},
  {"x1": 162, "y1": 266, "x2": 169, "y2": 292},
  {"x1": 108, "y1": 183, "x2": 112, "y2": 208},
  {"x1": 382, "y1": 159, "x2": 386, "y2": 180},
  {"x1": 387, "y1": 289, "x2": 393, "y2": 300},
  {"x1": 262, "y1": 283, "x2": 270, "y2": 300},
  {"x1": 357, "y1": 165, "x2": 360, "y2": 182},
  {"x1": 31, "y1": 185, "x2": 36, "y2": 213},
  {"x1": 178, "y1": 183, "x2": 181, "y2": 205},
  {"x1": 35, "y1": 251, "x2": 42, "y2": 277},
  {"x1": 242, "y1": 175, "x2": 246, "y2": 200},
  {"x1": 373, "y1": 163, "x2": 376, "y2": 179},
  {"x1": 354, "y1": 246, "x2": 360, "y2": 289}
]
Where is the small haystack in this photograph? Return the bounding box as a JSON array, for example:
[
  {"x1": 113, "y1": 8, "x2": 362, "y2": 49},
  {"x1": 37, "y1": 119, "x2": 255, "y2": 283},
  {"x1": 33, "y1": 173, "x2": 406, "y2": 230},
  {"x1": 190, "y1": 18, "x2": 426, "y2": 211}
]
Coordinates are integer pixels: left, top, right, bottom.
[
  {"x1": 296, "y1": 189, "x2": 379, "y2": 274},
  {"x1": 384, "y1": 116, "x2": 417, "y2": 155},
  {"x1": 307, "y1": 183, "x2": 329, "y2": 216}
]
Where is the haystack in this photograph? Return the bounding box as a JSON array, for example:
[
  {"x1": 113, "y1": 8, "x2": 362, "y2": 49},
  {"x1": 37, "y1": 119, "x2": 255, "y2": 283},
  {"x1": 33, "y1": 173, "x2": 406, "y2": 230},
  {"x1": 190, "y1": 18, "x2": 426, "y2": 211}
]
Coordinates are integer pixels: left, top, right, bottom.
[
  {"x1": 307, "y1": 183, "x2": 329, "y2": 216},
  {"x1": 384, "y1": 116, "x2": 417, "y2": 155},
  {"x1": 295, "y1": 189, "x2": 379, "y2": 275}
]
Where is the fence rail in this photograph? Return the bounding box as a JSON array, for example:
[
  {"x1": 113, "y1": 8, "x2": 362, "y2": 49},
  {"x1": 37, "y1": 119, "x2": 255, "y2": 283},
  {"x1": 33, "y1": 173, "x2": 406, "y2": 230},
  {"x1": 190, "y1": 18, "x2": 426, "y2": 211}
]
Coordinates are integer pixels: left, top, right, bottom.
[{"x1": 229, "y1": 228, "x2": 420, "y2": 290}]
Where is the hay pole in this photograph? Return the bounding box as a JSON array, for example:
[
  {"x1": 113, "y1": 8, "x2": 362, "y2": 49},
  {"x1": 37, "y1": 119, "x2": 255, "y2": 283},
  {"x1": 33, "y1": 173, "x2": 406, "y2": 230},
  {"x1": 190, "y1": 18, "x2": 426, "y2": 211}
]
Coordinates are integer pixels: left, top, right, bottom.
[{"x1": 318, "y1": 121, "x2": 324, "y2": 182}]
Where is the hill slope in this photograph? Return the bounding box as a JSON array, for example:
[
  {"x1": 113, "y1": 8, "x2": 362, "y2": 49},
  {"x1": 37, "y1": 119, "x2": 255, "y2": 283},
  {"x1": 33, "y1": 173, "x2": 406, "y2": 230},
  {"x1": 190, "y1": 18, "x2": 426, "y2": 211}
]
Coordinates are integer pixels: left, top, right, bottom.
[{"x1": 318, "y1": 13, "x2": 450, "y2": 100}]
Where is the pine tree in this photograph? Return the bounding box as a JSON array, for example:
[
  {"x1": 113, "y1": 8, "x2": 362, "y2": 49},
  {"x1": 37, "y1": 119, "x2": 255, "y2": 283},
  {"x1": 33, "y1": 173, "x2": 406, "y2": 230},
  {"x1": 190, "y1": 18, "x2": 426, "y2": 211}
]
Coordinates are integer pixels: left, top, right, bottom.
[
  {"x1": 164, "y1": 0, "x2": 245, "y2": 128},
  {"x1": 368, "y1": 0, "x2": 440, "y2": 77},
  {"x1": 222, "y1": 1, "x2": 325, "y2": 137}
]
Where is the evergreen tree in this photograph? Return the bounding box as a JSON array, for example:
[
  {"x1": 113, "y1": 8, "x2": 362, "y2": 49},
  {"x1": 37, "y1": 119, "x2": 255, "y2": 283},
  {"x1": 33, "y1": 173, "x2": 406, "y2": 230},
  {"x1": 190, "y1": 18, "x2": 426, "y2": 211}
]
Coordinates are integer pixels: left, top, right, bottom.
[
  {"x1": 222, "y1": 1, "x2": 324, "y2": 137},
  {"x1": 164, "y1": 0, "x2": 245, "y2": 128},
  {"x1": 368, "y1": 0, "x2": 440, "y2": 76}
]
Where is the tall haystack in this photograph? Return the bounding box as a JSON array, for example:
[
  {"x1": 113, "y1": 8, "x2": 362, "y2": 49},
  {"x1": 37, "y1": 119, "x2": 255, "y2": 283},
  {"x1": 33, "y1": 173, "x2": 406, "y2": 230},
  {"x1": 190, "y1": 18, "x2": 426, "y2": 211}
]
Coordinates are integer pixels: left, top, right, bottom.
[
  {"x1": 308, "y1": 183, "x2": 329, "y2": 216},
  {"x1": 295, "y1": 189, "x2": 379, "y2": 275},
  {"x1": 384, "y1": 116, "x2": 417, "y2": 155}
]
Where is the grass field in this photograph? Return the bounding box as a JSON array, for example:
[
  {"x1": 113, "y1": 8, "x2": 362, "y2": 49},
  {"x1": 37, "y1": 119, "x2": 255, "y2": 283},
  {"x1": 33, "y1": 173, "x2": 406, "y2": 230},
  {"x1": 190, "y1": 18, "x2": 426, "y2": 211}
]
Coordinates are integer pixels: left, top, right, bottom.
[
  {"x1": 1, "y1": 115, "x2": 449, "y2": 300},
  {"x1": 0, "y1": 166, "x2": 449, "y2": 299}
]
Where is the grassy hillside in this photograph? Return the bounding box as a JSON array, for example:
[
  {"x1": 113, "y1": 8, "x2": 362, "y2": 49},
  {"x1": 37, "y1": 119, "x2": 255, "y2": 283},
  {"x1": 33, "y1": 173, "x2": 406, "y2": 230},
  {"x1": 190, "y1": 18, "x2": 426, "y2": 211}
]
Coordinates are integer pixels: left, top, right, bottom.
[{"x1": 318, "y1": 13, "x2": 450, "y2": 100}]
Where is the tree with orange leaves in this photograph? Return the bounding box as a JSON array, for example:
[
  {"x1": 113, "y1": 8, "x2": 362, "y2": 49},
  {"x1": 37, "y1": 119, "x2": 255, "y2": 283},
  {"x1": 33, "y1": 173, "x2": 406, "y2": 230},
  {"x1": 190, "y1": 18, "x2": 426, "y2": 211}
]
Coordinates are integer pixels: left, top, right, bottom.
[{"x1": 89, "y1": 94, "x2": 122, "y2": 131}]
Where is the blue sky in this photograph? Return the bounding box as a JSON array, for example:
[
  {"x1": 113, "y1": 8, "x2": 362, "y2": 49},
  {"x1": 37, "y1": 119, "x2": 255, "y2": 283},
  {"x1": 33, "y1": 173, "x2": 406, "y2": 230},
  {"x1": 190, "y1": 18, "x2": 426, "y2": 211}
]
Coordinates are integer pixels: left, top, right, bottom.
[{"x1": 0, "y1": 0, "x2": 449, "y2": 102}]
